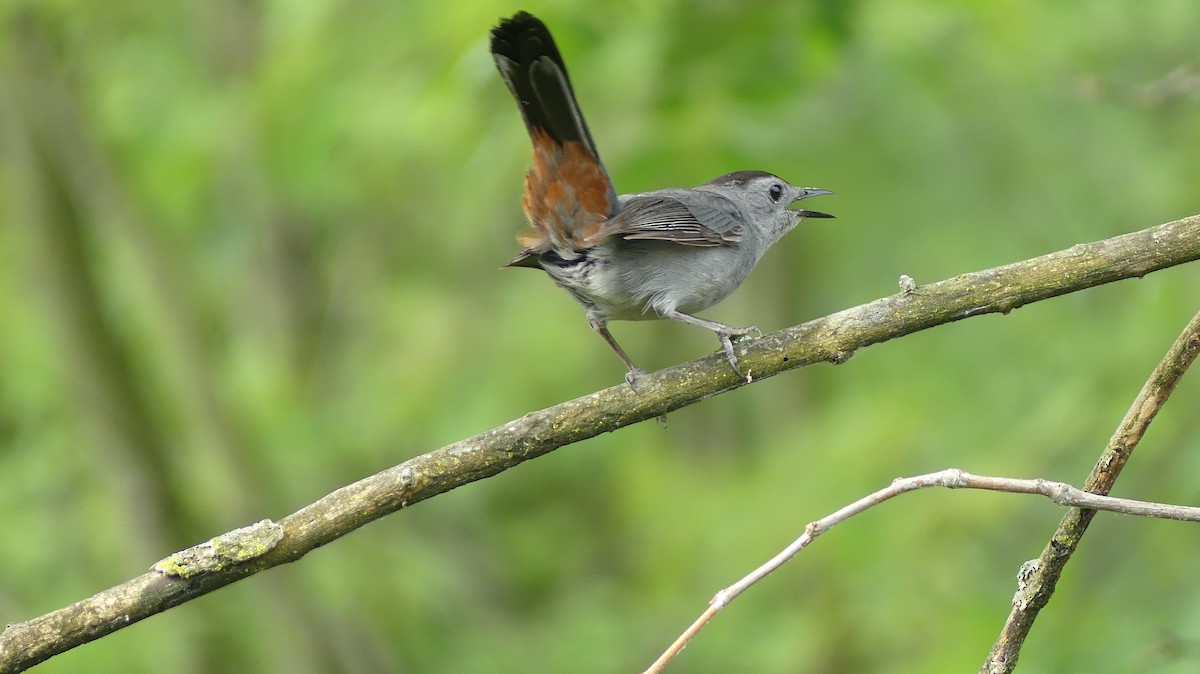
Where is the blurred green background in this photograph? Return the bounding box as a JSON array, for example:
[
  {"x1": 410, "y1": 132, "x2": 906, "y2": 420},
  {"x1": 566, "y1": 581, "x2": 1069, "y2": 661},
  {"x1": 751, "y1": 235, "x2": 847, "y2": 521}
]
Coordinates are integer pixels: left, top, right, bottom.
[{"x1": 2, "y1": 0, "x2": 1199, "y2": 671}]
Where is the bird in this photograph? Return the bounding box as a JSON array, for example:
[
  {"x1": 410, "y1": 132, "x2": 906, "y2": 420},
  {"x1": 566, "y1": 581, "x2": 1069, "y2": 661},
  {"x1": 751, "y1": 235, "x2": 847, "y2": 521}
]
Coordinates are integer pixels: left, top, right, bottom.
[{"x1": 489, "y1": 12, "x2": 833, "y2": 389}]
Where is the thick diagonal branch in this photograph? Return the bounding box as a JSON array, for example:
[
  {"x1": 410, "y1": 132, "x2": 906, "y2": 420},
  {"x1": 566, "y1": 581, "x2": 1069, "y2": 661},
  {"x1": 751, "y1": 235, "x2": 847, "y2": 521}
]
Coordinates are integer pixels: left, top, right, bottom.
[
  {"x1": 2, "y1": 214, "x2": 1199, "y2": 672},
  {"x1": 981, "y1": 307, "x2": 1200, "y2": 673}
]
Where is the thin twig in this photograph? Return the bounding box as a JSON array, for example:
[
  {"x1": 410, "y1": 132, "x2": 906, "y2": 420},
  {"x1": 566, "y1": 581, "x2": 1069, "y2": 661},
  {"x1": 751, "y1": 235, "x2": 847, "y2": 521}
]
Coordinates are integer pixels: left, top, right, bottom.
[
  {"x1": 980, "y1": 308, "x2": 1200, "y2": 673},
  {"x1": 642, "y1": 467, "x2": 1200, "y2": 674}
]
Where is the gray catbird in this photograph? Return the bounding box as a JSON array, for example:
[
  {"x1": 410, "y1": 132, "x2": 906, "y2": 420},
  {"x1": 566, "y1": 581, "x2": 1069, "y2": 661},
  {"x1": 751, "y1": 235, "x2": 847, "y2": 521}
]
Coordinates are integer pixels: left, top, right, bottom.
[{"x1": 490, "y1": 12, "x2": 833, "y2": 388}]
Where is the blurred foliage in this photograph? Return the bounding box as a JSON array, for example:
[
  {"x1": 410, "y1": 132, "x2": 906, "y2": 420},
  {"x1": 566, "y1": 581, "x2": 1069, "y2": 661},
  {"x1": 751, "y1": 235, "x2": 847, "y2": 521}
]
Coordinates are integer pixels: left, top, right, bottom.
[{"x1": 2, "y1": 0, "x2": 1200, "y2": 672}]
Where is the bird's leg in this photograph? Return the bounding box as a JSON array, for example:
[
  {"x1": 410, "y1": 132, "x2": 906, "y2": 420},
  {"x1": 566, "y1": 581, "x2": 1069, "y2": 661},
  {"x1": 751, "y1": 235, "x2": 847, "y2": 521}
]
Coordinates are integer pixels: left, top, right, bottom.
[
  {"x1": 587, "y1": 311, "x2": 647, "y2": 390},
  {"x1": 658, "y1": 309, "x2": 760, "y2": 376}
]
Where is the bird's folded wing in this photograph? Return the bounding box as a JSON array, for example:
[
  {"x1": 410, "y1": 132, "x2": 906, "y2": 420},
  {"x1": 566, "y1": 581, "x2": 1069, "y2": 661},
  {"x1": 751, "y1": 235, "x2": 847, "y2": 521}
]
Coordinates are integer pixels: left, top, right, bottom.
[{"x1": 589, "y1": 194, "x2": 742, "y2": 247}]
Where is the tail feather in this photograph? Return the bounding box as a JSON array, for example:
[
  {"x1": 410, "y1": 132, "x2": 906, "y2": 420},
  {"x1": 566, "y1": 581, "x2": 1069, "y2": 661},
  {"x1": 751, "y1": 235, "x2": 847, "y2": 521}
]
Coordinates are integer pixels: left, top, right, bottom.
[
  {"x1": 490, "y1": 12, "x2": 598, "y2": 156},
  {"x1": 491, "y1": 12, "x2": 618, "y2": 256}
]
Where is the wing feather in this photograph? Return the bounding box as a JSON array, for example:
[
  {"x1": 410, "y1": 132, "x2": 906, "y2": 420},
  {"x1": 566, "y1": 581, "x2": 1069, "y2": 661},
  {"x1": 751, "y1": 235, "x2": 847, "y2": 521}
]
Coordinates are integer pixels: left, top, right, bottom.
[{"x1": 589, "y1": 194, "x2": 742, "y2": 247}]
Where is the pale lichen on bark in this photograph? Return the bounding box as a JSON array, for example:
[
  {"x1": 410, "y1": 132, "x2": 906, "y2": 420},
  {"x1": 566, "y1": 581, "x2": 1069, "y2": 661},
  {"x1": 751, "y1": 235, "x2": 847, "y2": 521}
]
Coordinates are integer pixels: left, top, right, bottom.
[{"x1": 152, "y1": 520, "x2": 284, "y2": 579}]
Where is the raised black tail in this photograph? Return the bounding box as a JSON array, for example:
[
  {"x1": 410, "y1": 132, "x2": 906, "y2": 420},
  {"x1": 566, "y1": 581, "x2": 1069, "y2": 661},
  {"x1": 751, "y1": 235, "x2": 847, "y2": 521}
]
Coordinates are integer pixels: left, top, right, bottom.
[
  {"x1": 491, "y1": 12, "x2": 619, "y2": 258},
  {"x1": 490, "y1": 12, "x2": 601, "y2": 160}
]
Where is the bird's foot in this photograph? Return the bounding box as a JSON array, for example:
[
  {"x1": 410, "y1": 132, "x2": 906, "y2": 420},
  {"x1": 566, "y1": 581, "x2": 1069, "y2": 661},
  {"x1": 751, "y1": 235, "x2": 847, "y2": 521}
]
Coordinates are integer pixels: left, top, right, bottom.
[
  {"x1": 717, "y1": 333, "x2": 745, "y2": 378},
  {"x1": 727, "y1": 324, "x2": 762, "y2": 341},
  {"x1": 624, "y1": 367, "x2": 649, "y2": 392},
  {"x1": 718, "y1": 326, "x2": 761, "y2": 381}
]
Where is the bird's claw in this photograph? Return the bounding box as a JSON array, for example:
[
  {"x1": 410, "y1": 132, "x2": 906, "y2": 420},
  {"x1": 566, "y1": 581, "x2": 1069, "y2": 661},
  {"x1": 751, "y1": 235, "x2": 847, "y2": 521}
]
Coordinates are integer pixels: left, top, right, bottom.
[
  {"x1": 728, "y1": 324, "x2": 762, "y2": 341},
  {"x1": 718, "y1": 325, "x2": 762, "y2": 380},
  {"x1": 717, "y1": 334, "x2": 744, "y2": 378},
  {"x1": 624, "y1": 367, "x2": 648, "y2": 392}
]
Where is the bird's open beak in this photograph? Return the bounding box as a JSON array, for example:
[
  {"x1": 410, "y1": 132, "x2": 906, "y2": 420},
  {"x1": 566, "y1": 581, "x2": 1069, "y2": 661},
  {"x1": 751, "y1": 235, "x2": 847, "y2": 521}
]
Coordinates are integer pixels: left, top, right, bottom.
[{"x1": 790, "y1": 187, "x2": 835, "y2": 219}]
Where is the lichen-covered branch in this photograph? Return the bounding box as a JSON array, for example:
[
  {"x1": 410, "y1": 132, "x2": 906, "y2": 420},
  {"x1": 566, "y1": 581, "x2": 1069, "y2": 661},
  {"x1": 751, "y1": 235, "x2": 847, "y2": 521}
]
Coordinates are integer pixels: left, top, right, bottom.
[{"x1": 2, "y1": 214, "x2": 1199, "y2": 672}]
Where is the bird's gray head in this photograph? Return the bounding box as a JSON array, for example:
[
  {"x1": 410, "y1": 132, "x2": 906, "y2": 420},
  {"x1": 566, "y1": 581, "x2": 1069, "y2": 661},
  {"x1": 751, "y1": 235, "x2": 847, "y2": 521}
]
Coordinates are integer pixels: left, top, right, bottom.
[{"x1": 700, "y1": 170, "x2": 834, "y2": 248}]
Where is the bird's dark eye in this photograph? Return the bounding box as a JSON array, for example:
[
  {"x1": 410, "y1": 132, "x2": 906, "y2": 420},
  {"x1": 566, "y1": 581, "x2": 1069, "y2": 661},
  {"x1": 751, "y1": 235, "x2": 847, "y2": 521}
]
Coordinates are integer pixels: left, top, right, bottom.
[{"x1": 768, "y1": 183, "x2": 784, "y2": 202}]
